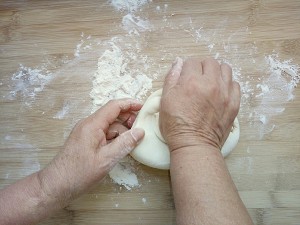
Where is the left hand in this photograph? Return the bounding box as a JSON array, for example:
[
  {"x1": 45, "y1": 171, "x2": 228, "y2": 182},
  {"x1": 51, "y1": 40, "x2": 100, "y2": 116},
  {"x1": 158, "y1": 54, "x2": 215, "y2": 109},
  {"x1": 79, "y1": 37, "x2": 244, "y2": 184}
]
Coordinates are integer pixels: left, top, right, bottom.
[
  {"x1": 160, "y1": 58, "x2": 240, "y2": 152},
  {"x1": 38, "y1": 99, "x2": 145, "y2": 206}
]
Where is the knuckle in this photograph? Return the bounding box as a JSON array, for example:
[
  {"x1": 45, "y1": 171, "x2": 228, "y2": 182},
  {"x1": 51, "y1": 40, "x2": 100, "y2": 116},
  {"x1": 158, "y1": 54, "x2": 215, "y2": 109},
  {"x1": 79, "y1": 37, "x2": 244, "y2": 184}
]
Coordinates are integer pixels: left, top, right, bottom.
[
  {"x1": 74, "y1": 118, "x2": 91, "y2": 136},
  {"x1": 230, "y1": 98, "x2": 240, "y2": 116},
  {"x1": 106, "y1": 99, "x2": 116, "y2": 106},
  {"x1": 74, "y1": 119, "x2": 85, "y2": 130},
  {"x1": 204, "y1": 57, "x2": 218, "y2": 65},
  {"x1": 221, "y1": 63, "x2": 232, "y2": 72},
  {"x1": 186, "y1": 57, "x2": 199, "y2": 65},
  {"x1": 207, "y1": 81, "x2": 218, "y2": 95},
  {"x1": 107, "y1": 98, "x2": 131, "y2": 110},
  {"x1": 223, "y1": 94, "x2": 230, "y2": 107}
]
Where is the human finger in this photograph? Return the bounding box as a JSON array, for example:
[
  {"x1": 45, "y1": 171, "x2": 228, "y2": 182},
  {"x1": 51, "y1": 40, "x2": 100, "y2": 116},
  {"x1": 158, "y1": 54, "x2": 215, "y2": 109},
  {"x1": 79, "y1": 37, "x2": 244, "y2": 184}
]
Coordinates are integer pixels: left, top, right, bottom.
[
  {"x1": 202, "y1": 58, "x2": 221, "y2": 78},
  {"x1": 162, "y1": 57, "x2": 183, "y2": 95},
  {"x1": 100, "y1": 128, "x2": 145, "y2": 170},
  {"x1": 89, "y1": 99, "x2": 143, "y2": 132},
  {"x1": 106, "y1": 122, "x2": 128, "y2": 140},
  {"x1": 118, "y1": 112, "x2": 138, "y2": 128},
  {"x1": 179, "y1": 58, "x2": 203, "y2": 78},
  {"x1": 231, "y1": 81, "x2": 241, "y2": 114},
  {"x1": 220, "y1": 63, "x2": 232, "y2": 84}
]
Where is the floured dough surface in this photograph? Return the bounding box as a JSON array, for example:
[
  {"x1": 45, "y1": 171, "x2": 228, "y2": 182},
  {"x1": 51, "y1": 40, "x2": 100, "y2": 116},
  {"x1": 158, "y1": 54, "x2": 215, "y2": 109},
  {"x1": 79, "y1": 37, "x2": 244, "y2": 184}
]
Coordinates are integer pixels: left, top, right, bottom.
[{"x1": 131, "y1": 89, "x2": 240, "y2": 170}]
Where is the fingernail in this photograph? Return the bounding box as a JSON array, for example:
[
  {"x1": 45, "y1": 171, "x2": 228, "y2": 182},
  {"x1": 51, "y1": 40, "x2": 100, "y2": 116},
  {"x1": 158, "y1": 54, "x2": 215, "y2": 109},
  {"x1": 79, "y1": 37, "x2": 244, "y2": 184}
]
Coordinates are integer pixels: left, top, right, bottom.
[
  {"x1": 175, "y1": 57, "x2": 183, "y2": 68},
  {"x1": 172, "y1": 57, "x2": 179, "y2": 66},
  {"x1": 131, "y1": 128, "x2": 145, "y2": 142},
  {"x1": 106, "y1": 130, "x2": 119, "y2": 140},
  {"x1": 130, "y1": 99, "x2": 143, "y2": 105}
]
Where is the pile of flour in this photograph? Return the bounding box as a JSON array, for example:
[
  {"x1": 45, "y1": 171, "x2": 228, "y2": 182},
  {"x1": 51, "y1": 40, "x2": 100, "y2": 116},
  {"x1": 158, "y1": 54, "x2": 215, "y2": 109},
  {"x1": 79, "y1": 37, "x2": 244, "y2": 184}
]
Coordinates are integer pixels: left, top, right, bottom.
[
  {"x1": 90, "y1": 41, "x2": 152, "y2": 113},
  {"x1": 90, "y1": 0, "x2": 155, "y2": 190}
]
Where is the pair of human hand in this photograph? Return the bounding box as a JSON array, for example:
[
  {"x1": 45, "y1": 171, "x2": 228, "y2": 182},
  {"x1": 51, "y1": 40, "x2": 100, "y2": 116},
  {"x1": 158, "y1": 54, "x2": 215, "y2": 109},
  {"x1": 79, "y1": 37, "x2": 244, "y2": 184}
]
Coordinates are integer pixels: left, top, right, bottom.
[{"x1": 39, "y1": 57, "x2": 240, "y2": 205}]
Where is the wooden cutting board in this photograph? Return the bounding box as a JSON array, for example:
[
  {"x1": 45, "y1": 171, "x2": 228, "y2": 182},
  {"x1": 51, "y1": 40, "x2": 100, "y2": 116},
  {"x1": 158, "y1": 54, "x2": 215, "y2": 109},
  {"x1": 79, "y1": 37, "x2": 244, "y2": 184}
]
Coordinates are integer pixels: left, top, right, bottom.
[{"x1": 0, "y1": 1, "x2": 300, "y2": 224}]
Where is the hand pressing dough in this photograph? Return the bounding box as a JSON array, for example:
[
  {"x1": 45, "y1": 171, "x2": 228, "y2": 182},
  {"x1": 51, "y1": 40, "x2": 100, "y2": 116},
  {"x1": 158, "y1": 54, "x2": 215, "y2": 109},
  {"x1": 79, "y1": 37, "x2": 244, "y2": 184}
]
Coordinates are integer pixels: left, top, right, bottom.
[{"x1": 131, "y1": 89, "x2": 240, "y2": 170}]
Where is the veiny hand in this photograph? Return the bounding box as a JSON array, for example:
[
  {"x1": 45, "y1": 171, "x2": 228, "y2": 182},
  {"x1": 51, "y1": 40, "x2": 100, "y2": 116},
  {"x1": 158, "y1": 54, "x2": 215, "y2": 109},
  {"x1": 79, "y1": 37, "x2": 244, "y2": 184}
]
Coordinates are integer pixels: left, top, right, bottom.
[
  {"x1": 159, "y1": 57, "x2": 240, "y2": 152},
  {"x1": 39, "y1": 99, "x2": 145, "y2": 206}
]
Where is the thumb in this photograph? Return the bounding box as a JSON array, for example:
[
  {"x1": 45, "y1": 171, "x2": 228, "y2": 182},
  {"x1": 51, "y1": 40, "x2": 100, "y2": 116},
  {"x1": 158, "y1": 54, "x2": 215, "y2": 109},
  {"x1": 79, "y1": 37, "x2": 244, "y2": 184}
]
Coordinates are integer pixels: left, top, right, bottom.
[{"x1": 101, "y1": 128, "x2": 145, "y2": 169}]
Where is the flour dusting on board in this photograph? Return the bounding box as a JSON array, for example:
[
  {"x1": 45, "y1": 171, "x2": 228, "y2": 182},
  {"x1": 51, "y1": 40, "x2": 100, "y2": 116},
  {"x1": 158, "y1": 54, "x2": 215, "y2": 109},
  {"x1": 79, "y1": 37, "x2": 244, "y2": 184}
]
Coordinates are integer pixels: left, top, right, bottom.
[
  {"x1": 74, "y1": 32, "x2": 93, "y2": 57},
  {"x1": 6, "y1": 65, "x2": 52, "y2": 106},
  {"x1": 110, "y1": 0, "x2": 150, "y2": 12},
  {"x1": 109, "y1": 162, "x2": 140, "y2": 190},
  {"x1": 3, "y1": 1, "x2": 300, "y2": 189},
  {"x1": 53, "y1": 101, "x2": 70, "y2": 120},
  {"x1": 122, "y1": 14, "x2": 152, "y2": 32},
  {"x1": 250, "y1": 54, "x2": 300, "y2": 138},
  {"x1": 185, "y1": 18, "x2": 300, "y2": 138}
]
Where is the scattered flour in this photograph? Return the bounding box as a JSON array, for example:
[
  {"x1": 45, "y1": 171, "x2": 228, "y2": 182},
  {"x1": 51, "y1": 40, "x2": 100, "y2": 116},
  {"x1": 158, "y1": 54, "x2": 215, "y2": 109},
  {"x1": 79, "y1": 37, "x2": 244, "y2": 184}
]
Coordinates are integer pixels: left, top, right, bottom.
[
  {"x1": 6, "y1": 65, "x2": 52, "y2": 106},
  {"x1": 111, "y1": 0, "x2": 152, "y2": 35},
  {"x1": 74, "y1": 32, "x2": 94, "y2": 57},
  {"x1": 266, "y1": 54, "x2": 299, "y2": 90},
  {"x1": 250, "y1": 54, "x2": 299, "y2": 138},
  {"x1": 122, "y1": 14, "x2": 151, "y2": 32},
  {"x1": 53, "y1": 101, "x2": 70, "y2": 119},
  {"x1": 110, "y1": 0, "x2": 150, "y2": 12},
  {"x1": 185, "y1": 18, "x2": 299, "y2": 138},
  {"x1": 109, "y1": 162, "x2": 139, "y2": 190}
]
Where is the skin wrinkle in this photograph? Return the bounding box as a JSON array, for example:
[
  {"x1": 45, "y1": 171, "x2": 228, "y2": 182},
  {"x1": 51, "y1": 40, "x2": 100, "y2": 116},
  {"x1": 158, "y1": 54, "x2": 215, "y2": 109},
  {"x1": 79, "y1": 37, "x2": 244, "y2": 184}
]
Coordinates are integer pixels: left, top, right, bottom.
[
  {"x1": 24, "y1": 176, "x2": 46, "y2": 220},
  {"x1": 119, "y1": 99, "x2": 141, "y2": 111},
  {"x1": 161, "y1": 96, "x2": 229, "y2": 151}
]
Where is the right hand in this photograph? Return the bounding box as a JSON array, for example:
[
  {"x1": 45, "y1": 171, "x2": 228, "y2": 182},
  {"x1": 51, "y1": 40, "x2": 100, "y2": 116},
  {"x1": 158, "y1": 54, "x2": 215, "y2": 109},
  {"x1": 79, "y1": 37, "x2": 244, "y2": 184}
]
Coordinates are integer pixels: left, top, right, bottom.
[
  {"x1": 39, "y1": 99, "x2": 144, "y2": 206},
  {"x1": 159, "y1": 57, "x2": 241, "y2": 152}
]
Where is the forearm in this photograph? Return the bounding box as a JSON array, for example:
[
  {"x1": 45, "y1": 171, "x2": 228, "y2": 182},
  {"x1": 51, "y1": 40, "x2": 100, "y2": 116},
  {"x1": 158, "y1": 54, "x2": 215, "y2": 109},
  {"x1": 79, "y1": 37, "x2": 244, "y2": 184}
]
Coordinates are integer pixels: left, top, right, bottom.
[
  {"x1": 0, "y1": 159, "x2": 74, "y2": 225},
  {"x1": 170, "y1": 145, "x2": 253, "y2": 225},
  {"x1": 0, "y1": 99, "x2": 144, "y2": 225},
  {"x1": 0, "y1": 170, "x2": 62, "y2": 225}
]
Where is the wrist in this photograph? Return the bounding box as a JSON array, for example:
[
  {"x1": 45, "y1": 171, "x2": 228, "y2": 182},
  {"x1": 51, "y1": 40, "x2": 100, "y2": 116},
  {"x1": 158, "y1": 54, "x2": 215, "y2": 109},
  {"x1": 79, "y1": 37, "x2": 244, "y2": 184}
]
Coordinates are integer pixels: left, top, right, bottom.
[
  {"x1": 169, "y1": 144, "x2": 225, "y2": 171},
  {"x1": 167, "y1": 134, "x2": 221, "y2": 154},
  {"x1": 170, "y1": 143, "x2": 222, "y2": 158},
  {"x1": 37, "y1": 163, "x2": 72, "y2": 209}
]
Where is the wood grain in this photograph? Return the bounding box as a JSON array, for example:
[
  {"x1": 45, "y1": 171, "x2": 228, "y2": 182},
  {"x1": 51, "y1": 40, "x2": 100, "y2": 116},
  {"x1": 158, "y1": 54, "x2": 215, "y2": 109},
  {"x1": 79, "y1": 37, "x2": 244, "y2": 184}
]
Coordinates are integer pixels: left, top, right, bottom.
[{"x1": 0, "y1": 0, "x2": 300, "y2": 224}]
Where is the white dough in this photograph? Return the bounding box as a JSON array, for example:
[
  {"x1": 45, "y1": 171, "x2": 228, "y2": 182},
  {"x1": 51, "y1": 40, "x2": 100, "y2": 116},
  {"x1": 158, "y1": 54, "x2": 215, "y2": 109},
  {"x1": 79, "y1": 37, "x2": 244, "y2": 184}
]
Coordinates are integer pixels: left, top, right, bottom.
[{"x1": 131, "y1": 89, "x2": 240, "y2": 170}]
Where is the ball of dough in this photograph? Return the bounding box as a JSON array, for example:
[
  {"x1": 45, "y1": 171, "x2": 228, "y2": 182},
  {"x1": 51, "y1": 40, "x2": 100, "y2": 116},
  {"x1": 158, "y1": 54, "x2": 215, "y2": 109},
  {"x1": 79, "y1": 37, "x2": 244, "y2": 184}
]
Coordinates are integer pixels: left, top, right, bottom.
[{"x1": 131, "y1": 89, "x2": 240, "y2": 170}]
